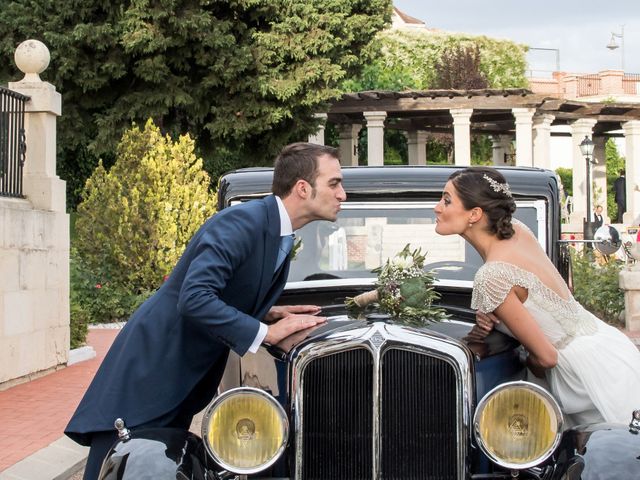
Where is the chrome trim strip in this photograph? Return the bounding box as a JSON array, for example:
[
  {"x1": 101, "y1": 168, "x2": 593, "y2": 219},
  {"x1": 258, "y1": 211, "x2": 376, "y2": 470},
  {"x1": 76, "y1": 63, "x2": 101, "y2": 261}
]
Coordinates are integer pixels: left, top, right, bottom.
[
  {"x1": 285, "y1": 278, "x2": 473, "y2": 290},
  {"x1": 291, "y1": 322, "x2": 474, "y2": 479}
]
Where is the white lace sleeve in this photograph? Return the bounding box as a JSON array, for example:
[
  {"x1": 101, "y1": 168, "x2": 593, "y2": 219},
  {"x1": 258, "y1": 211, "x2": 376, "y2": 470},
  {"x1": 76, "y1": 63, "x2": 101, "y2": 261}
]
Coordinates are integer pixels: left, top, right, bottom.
[{"x1": 471, "y1": 262, "x2": 521, "y2": 313}]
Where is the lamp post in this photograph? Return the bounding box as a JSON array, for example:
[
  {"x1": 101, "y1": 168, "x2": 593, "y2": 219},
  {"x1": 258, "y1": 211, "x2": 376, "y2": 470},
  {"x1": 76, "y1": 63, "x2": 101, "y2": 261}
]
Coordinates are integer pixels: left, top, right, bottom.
[
  {"x1": 606, "y1": 25, "x2": 625, "y2": 70},
  {"x1": 579, "y1": 136, "x2": 595, "y2": 241}
]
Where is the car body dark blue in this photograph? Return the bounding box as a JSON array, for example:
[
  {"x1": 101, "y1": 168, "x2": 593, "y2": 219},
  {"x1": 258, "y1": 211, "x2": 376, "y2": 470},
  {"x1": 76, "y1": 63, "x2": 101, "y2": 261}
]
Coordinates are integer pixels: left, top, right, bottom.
[{"x1": 98, "y1": 166, "x2": 640, "y2": 480}]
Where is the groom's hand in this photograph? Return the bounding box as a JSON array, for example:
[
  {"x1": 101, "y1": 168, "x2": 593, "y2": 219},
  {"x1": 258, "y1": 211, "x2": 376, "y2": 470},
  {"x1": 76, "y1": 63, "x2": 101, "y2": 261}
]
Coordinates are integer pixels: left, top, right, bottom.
[
  {"x1": 264, "y1": 304, "x2": 321, "y2": 324},
  {"x1": 264, "y1": 314, "x2": 327, "y2": 348}
]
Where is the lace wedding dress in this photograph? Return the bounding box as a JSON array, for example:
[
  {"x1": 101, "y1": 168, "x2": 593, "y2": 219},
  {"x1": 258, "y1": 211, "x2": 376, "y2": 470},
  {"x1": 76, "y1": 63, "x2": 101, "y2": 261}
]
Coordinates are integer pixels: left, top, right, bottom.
[{"x1": 472, "y1": 260, "x2": 640, "y2": 426}]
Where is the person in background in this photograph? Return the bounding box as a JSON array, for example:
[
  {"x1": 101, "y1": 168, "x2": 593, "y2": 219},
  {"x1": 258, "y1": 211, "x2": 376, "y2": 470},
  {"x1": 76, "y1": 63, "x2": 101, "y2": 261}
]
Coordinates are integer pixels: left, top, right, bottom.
[
  {"x1": 614, "y1": 169, "x2": 626, "y2": 223},
  {"x1": 65, "y1": 142, "x2": 347, "y2": 480},
  {"x1": 592, "y1": 204, "x2": 604, "y2": 230}
]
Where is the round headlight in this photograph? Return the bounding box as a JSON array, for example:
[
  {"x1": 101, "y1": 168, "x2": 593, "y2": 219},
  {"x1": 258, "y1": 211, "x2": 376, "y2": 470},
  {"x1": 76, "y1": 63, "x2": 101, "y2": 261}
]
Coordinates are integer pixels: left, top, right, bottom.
[
  {"x1": 202, "y1": 387, "x2": 289, "y2": 474},
  {"x1": 474, "y1": 381, "x2": 563, "y2": 470}
]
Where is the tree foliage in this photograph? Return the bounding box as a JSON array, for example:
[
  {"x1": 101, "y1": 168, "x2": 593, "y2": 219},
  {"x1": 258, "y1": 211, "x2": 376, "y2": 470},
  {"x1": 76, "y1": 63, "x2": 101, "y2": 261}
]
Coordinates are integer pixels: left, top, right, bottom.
[
  {"x1": 75, "y1": 119, "x2": 216, "y2": 292},
  {"x1": 434, "y1": 44, "x2": 488, "y2": 90},
  {"x1": 342, "y1": 29, "x2": 528, "y2": 92},
  {"x1": 0, "y1": 0, "x2": 392, "y2": 206}
]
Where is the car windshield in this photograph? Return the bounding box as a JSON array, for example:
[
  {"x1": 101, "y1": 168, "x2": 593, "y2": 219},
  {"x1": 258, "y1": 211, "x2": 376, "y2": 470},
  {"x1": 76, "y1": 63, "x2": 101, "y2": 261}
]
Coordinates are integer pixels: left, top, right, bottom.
[{"x1": 288, "y1": 200, "x2": 546, "y2": 285}]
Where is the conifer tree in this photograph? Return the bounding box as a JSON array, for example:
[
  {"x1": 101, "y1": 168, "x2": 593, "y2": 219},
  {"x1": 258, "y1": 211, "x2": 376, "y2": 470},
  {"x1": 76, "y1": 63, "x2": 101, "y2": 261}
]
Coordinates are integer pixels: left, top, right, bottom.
[{"x1": 75, "y1": 119, "x2": 216, "y2": 292}]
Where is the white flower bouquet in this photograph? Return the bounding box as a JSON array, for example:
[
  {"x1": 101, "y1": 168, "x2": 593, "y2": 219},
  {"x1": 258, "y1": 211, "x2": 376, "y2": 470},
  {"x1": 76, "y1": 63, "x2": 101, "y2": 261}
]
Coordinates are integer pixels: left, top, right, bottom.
[{"x1": 346, "y1": 244, "x2": 448, "y2": 326}]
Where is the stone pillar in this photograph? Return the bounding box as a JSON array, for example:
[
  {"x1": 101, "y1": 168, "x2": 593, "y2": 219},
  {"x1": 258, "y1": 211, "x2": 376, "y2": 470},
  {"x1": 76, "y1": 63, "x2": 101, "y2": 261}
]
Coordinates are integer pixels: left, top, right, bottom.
[
  {"x1": 513, "y1": 108, "x2": 535, "y2": 167},
  {"x1": 598, "y1": 70, "x2": 624, "y2": 96},
  {"x1": 569, "y1": 119, "x2": 597, "y2": 225},
  {"x1": 490, "y1": 135, "x2": 513, "y2": 165},
  {"x1": 619, "y1": 268, "x2": 640, "y2": 332},
  {"x1": 451, "y1": 109, "x2": 472, "y2": 166},
  {"x1": 9, "y1": 42, "x2": 64, "y2": 213},
  {"x1": 364, "y1": 111, "x2": 386, "y2": 166},
  {"x1": 2, "y1": 40, "x2": 70, "y2": 381},
  {"x1": 308, "y1": 113, "x2": 327, "y2": 145},
  {"x1": 337, "y1": 123, "x2": 361, "y2": 167},
  {"x1": 622, "y1": 120, "x2": 640, "y2": 224},
  {"x1": 532, "y1": 114, "x2": 554, "y2": 169},
  {"x1": 592, "y1": 136, "x2": 608, "y2": 220},
  {"x1": 406, "y1": 130, "x2": 428, "y2": 165}
]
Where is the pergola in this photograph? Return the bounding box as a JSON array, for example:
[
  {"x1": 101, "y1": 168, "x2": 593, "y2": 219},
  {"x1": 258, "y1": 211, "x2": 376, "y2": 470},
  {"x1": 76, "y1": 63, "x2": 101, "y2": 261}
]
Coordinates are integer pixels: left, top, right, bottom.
[{"x1": 310, "y1": 88, "x2": 640, "y2": 226}]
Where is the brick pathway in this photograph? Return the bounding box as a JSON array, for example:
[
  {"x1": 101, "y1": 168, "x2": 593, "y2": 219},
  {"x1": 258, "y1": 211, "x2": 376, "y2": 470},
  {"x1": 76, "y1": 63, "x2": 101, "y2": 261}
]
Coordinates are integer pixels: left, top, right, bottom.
[{"x1": 0, "y1": 329, "x2": 119, "y2": 472}]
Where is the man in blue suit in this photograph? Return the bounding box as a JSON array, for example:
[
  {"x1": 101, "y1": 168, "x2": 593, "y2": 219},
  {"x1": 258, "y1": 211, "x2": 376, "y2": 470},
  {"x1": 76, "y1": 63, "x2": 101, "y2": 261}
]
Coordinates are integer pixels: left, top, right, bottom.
[{"x1": 65, "y1": 142, "x2": 346, "y2": 480}]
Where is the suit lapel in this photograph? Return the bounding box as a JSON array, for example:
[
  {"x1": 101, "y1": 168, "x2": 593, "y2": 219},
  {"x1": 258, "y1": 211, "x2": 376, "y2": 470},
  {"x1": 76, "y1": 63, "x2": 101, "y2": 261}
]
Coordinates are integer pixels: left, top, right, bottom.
[{"x1": 254, "y1": 195, "x2": 282, "y2": 314}]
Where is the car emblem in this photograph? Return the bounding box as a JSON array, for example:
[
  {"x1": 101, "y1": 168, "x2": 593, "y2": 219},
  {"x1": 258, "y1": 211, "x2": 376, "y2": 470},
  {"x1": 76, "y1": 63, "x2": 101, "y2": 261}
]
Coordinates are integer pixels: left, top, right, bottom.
[
  {"x1": 236, "y1": 418, "x2": 256, "y2": 441},
  {"x1": 369, "y1": 331, "x2": 385, "y2": 348},
  {"x1": 508, "y1": 414, "x2": 529, "y2": 438}
]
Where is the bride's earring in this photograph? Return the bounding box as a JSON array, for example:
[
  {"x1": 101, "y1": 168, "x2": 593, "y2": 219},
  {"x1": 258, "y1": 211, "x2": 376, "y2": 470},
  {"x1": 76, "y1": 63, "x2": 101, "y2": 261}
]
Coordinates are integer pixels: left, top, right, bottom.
[{"x1": 468, "y1": 222, "x2": 473, "y2": 228}]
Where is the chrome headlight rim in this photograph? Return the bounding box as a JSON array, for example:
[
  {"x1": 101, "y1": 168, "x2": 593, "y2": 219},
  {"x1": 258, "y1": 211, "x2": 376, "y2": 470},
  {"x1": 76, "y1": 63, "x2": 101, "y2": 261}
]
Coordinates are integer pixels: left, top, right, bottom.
[
  {"x1": 473, "y1": 380, "x2": 563, "y2": 470},
  {"x1": 201, "y1": 386, "x2": 289, "y2": 475}
]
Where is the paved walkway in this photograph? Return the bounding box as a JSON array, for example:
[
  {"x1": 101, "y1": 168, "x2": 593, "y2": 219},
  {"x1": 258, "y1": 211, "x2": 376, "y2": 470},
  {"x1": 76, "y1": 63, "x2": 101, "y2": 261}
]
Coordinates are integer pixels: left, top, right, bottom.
[{"x1": 0, "y1": 328, "x2": 119, "y2": 479}]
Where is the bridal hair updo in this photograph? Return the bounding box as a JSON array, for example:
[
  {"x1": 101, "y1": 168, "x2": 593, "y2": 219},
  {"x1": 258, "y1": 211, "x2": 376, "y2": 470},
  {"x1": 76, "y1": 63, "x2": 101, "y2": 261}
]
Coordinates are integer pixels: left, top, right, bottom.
[{"x1": 448, "y1": 167, "x2": 516, "y2": 240}]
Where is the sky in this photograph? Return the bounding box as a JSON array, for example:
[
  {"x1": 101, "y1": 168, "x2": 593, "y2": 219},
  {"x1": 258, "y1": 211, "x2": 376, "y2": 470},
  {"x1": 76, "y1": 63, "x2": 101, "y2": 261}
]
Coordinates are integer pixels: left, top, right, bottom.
[{"x1": 393, "y1": 0, "x2": 640, "y2": 76}]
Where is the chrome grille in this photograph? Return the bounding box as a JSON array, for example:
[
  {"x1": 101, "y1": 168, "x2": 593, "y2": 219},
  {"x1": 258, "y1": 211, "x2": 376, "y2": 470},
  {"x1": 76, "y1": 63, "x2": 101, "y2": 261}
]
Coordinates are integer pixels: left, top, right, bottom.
[
  {"x1": 301, "y1": 348, "x2": 373, "y2": 479},
  {"x1": 295, "y1": 326, "x2": 468, "y2": 480},
  {"x1": 381, "y1": 348, "x2": 458, "y2": 479}
]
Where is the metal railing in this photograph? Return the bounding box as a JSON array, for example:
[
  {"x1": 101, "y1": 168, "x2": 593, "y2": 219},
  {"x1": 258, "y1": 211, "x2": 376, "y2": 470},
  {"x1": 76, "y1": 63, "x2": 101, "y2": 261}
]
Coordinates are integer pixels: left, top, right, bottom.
[
  {"x1": 0, "y1": 86, "x2": 28, "y2": 198},
  {"x1": 623, "y1": 73, "x2": 640, "y2": 95},
  {"x1": 577, "y1": 74, "x2": 600, "y2": 97}
]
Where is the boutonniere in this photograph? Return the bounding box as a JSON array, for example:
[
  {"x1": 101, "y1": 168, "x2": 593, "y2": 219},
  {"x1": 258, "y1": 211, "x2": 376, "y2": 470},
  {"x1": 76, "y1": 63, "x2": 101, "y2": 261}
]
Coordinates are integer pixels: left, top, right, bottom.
[{"x1": 289, "y1": 236, "x2": 303, "y2": 260}]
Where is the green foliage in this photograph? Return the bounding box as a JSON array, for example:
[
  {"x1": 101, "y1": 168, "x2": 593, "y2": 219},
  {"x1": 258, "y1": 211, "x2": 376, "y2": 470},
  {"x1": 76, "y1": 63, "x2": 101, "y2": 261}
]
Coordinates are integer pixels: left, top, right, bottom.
[
  {"x1": 75, "y1": 119, "x2": 217, "y2": 295},
  {"x1": 555, "y1": 167, "x2": 572, "y2": 198},
  {"x1": 343, "y1": 29, "x2": 528, "y2": 92},
  {"x1": 605, "y1": 139, "x2": 625, "y2": 220},
  {"x1": 0, "y1": 0, "x2": 392, "y2": 207},
  {"x1": 70, "y1": 247, "x2": 151, "y2": 330},
  {"x1": 571, "y1": 248, "x2": 624, "y2": 326}
]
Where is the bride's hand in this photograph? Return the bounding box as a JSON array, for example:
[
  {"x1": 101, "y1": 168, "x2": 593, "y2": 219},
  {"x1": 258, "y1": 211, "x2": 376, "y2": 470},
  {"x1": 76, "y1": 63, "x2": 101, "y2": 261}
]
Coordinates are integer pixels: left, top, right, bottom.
[{"x1": 476, "y1": 311, "x2": 500, "y2": 333}]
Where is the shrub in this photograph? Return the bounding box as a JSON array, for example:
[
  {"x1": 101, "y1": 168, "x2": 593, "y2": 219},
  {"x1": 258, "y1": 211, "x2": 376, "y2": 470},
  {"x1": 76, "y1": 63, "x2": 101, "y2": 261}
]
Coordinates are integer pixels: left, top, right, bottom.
[
  {"x1": 571, "y1": 248, "x2": 624, "y2": 326},
  {"x1": 74, "y1": 119, "x2": 217, "y2": 322}
]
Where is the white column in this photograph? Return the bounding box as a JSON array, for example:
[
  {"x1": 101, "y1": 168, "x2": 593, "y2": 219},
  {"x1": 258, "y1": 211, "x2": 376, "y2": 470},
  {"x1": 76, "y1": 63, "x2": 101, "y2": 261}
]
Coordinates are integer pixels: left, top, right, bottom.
[
  {"x1": 337, "y1": 123, "x2": 361, "y2": 167},
  {"x1": 406, "y1": 130, "x2": 428, "y2": 165},
  {"x1": 513, "y1": 108, "x2": 535, "y2": 167},
  {"x1": 592, "y1": 137, "x2": 608, "y2": 221},
  {"x1": 451, "y1": 109, "x2": 472, "y2": 166},
  {"x1": 308, "y1": 113, "x2": 327, "y2": 145},
  {"x1": 622, "y1": 120, "x2": 640, "y2": 224},
  {"x1": 364, "y1": 111, "x2": 386, "y2": 166},
  {"x1": 569, "y1": 119, "x2": 597, "y2": 225},
  {"x1": 532, "y1": 114, "x2": 554, "y2": 169},
  {"x1": 490, "y1": 135, "x2": 513, "y2": 165}
]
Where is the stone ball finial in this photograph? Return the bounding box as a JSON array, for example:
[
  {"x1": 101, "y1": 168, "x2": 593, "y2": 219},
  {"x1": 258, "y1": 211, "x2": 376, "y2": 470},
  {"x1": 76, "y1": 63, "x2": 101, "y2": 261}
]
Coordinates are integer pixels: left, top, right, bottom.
[{"x1": 14, "y1": 39, "x2": 50, "y2": 82}]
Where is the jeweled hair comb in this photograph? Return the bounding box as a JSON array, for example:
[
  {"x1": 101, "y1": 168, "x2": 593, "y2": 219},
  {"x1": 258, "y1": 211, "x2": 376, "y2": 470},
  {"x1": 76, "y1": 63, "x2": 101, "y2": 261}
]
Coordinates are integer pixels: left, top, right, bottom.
[{"x1": 483, "y1": 173, "x2": 512, "y2": 197}]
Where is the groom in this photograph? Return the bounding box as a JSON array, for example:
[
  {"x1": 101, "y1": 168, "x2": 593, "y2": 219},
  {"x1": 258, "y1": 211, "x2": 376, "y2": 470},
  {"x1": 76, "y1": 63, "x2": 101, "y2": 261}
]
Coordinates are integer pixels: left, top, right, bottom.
[{"x1": 65, "y1": 142, "x2": 346, "y2": 480}]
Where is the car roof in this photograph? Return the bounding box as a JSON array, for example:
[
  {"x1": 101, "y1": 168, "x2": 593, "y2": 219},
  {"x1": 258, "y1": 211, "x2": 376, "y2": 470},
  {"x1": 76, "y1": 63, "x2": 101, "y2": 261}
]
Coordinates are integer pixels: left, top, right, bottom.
[{"x1": 217, "y1": 165, "x2": 559, "y2": 209}]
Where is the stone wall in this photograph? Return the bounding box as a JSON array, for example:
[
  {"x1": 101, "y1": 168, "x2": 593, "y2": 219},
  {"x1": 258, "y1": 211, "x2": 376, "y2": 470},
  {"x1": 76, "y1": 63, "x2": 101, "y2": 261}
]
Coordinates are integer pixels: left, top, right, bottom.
[
  {"x1": 0, "y1": 40, "x2": 69, "y2": 386},
  {"x1": 0, "y1": 198, "x2": 69, "y2": 383}
]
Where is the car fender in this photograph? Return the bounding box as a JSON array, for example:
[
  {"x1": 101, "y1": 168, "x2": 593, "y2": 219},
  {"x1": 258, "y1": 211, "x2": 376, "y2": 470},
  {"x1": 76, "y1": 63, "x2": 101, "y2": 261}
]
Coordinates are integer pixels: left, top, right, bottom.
[
  {"x1": 97, "y1": 428, "x2": 208, "y2": 480},
  {"x1": 554, "y1": 423, "x2": 640, "y2": 479}
]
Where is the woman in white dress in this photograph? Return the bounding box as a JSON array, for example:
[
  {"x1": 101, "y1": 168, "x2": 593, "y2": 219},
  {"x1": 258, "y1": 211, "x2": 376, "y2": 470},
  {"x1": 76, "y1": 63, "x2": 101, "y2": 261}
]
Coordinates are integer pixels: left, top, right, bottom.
[{"x1": 434, "y1": 166, "x2": 640, "y2": 426}]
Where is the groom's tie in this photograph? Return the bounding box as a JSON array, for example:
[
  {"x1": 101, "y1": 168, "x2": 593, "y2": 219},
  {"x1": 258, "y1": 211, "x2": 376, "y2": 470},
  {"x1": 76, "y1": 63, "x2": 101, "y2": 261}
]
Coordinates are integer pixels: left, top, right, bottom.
[{"x1": 275, "y1": 234, "x2": 295, "y2": 273}]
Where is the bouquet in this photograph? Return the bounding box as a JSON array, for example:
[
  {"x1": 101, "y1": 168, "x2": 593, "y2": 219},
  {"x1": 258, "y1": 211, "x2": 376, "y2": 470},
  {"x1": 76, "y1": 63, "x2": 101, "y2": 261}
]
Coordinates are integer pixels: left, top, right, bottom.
[{"x1": 346, "y1": 244, "x2": 448, "y2": 327}]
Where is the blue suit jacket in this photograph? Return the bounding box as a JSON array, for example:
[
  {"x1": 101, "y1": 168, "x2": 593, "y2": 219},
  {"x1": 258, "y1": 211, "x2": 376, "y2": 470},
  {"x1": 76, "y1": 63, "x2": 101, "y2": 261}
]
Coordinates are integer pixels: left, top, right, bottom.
[{"x1": 65, "y1": 195, "x2": 289, "y2": 445}]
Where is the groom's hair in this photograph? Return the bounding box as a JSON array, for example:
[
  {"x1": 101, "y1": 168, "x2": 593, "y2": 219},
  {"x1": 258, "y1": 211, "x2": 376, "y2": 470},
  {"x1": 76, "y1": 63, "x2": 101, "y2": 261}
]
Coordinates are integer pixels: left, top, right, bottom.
[
  {"x1": 272, "y1": 142, "x2": 339, "y2": 197},
  {"x1": 449, "y1": 167, "x2": 517, "y2": 240}
]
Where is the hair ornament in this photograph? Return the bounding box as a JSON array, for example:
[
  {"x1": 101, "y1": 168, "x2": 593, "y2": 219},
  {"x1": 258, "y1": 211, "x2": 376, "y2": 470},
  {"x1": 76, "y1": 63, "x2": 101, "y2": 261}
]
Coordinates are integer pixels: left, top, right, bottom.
[{"x1": 483, "y1": 173, "x2": 512, "y2": 197}]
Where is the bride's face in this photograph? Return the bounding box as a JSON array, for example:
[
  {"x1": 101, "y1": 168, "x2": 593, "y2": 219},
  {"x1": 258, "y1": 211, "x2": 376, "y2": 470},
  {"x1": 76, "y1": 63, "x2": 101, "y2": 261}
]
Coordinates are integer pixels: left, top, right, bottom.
[{"x1": 434, "y1": 181, "x2": 472, "y2": 235}]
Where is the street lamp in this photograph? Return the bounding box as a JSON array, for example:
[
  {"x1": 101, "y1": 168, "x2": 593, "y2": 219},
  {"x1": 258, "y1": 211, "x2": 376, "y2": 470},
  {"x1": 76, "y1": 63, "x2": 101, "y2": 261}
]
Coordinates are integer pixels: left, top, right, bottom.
[
  {"x1": 579, "y1": 135, "x2": 595, "y2": 241},
  {"x1": 606, "y1": 25, "x2": 625, "y2": 70}
]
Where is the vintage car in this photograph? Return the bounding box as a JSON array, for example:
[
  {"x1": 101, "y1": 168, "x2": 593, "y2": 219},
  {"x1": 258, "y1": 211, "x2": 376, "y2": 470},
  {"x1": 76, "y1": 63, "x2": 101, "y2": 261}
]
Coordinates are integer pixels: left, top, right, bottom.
[{"x1": 99, "y1": 165, "x2": 640, "y2": 480}]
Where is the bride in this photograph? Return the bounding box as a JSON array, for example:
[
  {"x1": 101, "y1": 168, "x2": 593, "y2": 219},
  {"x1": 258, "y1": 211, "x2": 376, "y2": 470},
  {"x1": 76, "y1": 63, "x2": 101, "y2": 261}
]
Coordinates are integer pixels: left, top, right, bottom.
[{"x1": 434, "y1": 166, "x2": 640, "y2": 426}]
